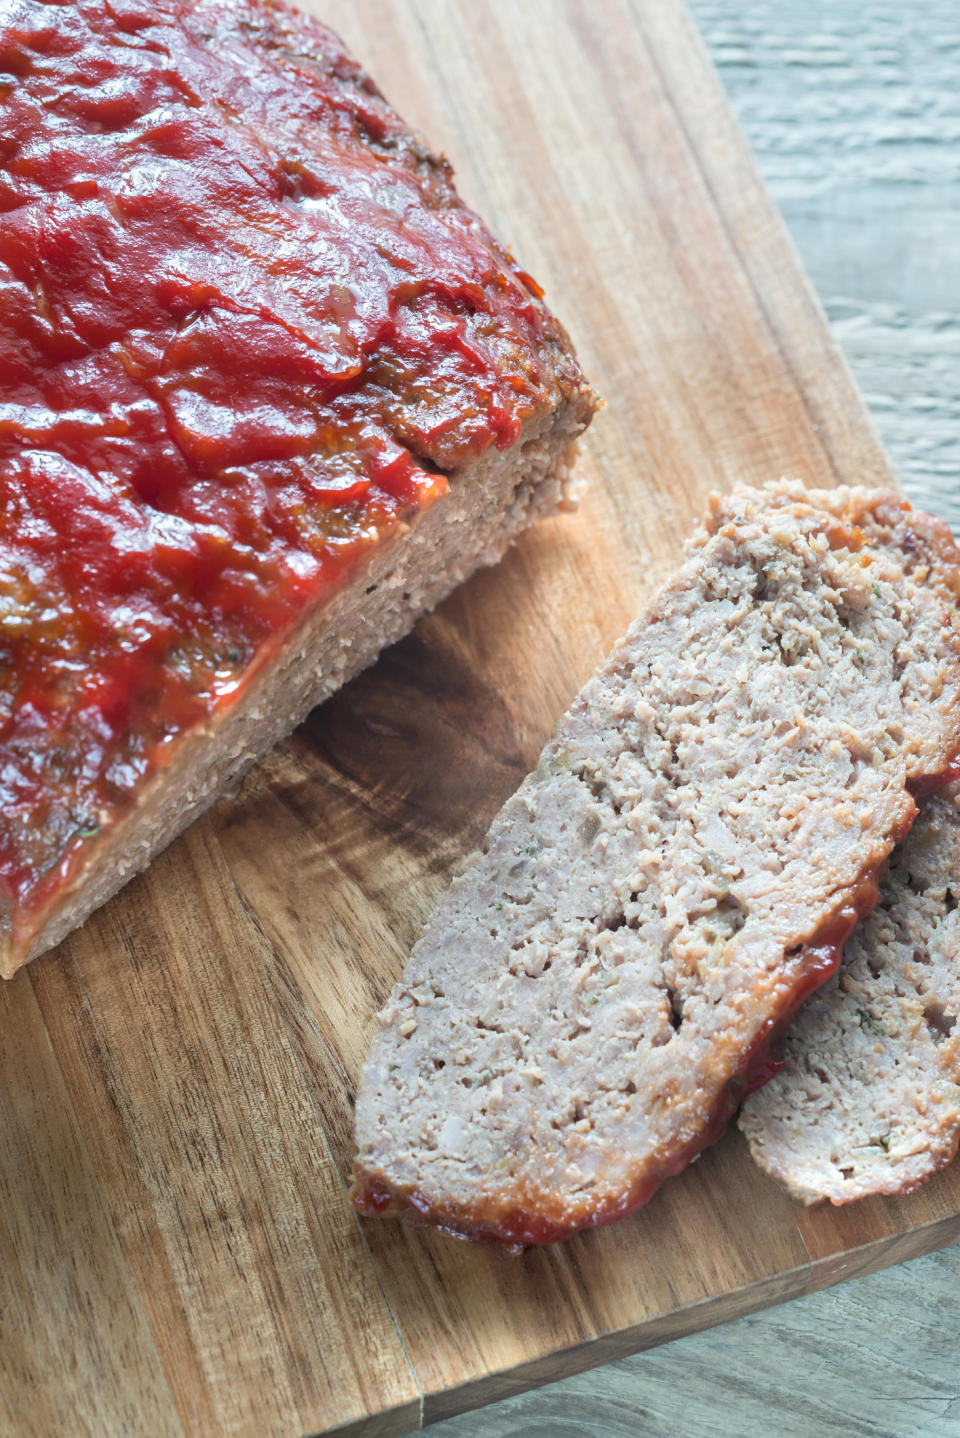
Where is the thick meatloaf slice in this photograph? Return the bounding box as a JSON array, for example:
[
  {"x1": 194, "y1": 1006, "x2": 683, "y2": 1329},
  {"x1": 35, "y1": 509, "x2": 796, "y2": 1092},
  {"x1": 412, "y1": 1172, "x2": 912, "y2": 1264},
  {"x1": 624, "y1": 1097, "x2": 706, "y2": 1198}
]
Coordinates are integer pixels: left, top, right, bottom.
[
  {"x1": 0, "y1": 0, "x2": 596, "y2": 974},
  {"x1": 693, "y1": 480, "x2": 960, "y2": 633},
  {"x1": 698, "y1": 482, "x2": 960, "y2": 1201},
  {"x1": 352, "y1": 485, "x2": 960, "y2": 1246},
  {"x1": 739, "y1": 784, "x2": 960, "y2": 1204}
]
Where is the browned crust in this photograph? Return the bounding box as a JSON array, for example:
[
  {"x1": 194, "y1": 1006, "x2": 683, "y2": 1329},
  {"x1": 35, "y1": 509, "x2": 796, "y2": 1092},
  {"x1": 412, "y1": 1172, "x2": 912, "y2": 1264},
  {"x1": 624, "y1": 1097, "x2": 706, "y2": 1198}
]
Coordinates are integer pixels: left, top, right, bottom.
[
  {"x1": 1, "y1": 0, "x2": 599, "y2": 973},
  {"x1": 3, "y1": 392, "x2": 595, "y2": 976},
  {"x1": 350, "y1": 807, "x2": 914, "y2": 1247},
  {"x1": 352, "y1": 482, "x2": 960, "y2": 1249}
]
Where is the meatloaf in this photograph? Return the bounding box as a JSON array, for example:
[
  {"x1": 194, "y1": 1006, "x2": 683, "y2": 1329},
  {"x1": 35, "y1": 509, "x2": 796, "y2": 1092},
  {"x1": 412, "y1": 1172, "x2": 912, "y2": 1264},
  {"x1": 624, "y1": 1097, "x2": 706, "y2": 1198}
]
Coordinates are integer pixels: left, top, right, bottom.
[
  {"x1": 740, "y1": 783, "x2": 960, "y2": 1204},
  {"x1": 0, "y1": 0, "x2": 596, "y2": 974},
  {"x1": 352, "y1": 484, "x2": 960, "y2": 1247},
  {"x1": 691, "y1": 479, "x2": 960, "y2": 636},
  {"x1": 696, "y1": 482, "x2": 960, "y2": 1201}
]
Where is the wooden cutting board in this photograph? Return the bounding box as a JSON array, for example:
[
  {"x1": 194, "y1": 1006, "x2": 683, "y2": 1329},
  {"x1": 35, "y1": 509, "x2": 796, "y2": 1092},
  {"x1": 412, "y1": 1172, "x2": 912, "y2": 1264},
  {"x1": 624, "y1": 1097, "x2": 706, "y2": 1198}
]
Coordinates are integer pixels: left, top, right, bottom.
[{"x1": 4, "y1": 2, "x2": 959, "y2": 1435}]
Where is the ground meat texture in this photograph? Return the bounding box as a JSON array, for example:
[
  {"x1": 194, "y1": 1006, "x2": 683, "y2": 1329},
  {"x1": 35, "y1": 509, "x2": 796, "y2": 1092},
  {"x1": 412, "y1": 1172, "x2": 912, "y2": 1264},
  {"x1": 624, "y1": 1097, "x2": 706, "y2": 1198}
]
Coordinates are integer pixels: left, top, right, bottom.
[
  {"x1": 740, "y1": 785, "x2": 960, "y2": 1204},
  {"x1": 701, "y1": 481, "x2": 960, "y2": 1201},
  {"x1": 352, "y1": 484, "x2": 960, "y2": 1246},
  {"x1": 0, "y1": 0, "x2": 596, "y2": 971},
  {"x1": 693, "y1": 480, "x2": 960, "y2": 635}
]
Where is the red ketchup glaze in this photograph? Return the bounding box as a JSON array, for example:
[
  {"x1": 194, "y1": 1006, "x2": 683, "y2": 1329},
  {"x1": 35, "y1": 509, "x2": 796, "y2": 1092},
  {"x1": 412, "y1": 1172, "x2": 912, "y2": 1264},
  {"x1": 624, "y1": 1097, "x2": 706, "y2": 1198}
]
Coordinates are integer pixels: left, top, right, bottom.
[
  {"x1": 908, "y1": 753, "x2": 960, "y2": 799},
  {"x1": 0, "y1": 0, "x2": 572, "y2": 954},
  {"x1": 353, "y1": 869, "x2": 888, "y2": 1248}
]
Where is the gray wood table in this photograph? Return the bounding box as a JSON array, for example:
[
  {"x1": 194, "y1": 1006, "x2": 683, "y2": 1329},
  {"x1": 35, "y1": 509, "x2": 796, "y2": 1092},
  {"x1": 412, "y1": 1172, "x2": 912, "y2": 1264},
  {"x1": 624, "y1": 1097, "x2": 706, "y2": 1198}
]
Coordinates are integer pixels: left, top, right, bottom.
[{"x1": 423, "y1": 4, "x2": 960, "y2": 1434}]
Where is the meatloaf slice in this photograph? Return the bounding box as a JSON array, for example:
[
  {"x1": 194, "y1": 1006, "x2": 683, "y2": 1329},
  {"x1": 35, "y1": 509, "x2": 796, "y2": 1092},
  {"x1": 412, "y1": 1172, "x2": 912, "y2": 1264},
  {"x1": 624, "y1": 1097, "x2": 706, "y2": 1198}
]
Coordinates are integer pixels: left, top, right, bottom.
[
  {"x1": 693, "y1": 479, "x2": 960, "y2": 637},
  {"x1": 0, "y1": 0, "x2": 596, "y2": 973},
  {"x1": 352, "y1": 485, "x2": 960, "y2": 1246},
  {"x1": 697, "y1": 482, "x2": 960, "y2": 1201},
  {"x1": 739, "y1": 784, "x2": 960, "y2": 1204}
]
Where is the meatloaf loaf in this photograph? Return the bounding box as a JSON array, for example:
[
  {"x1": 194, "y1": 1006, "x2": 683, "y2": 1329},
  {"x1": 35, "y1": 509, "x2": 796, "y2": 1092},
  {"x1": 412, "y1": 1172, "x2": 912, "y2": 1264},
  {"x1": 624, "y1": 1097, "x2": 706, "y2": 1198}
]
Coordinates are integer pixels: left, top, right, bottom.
[
  {"x1": 0, "y1": 0, "x2": 596, "y2": 974},
  {"x1": 352, "y1": 484, "x2": 960, "y2": 1246},
  {"x1": 740, "y1": 783, "x2": 960, "y2": 1204}
]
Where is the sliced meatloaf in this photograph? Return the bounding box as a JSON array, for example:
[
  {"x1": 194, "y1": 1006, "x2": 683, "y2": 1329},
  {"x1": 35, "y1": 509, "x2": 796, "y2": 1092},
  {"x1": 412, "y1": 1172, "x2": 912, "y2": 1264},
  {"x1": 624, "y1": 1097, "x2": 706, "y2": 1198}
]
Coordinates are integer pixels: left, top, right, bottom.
[
  {"x1": 0, "y1": 0, "x2": 596, "y2": 973},
  {"x1": 694, "y1": 478, "x2": 960, "y2": 609},
  {"x1": 700, "y1": 482, "x2": 960, "y2": 1201},
  {"x1": 352, "y1": 485, "x2": 960, "y2": 1246},
  {"x1": 739, "y1": 784, "x2": 960, "y2": 1204}
]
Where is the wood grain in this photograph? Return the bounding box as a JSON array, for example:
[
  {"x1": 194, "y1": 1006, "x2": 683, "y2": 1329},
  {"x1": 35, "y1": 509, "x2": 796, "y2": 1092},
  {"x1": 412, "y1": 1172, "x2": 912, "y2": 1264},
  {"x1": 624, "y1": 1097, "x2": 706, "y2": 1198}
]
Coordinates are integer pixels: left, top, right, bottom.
[
  {"x1": 4, "y1": 2, "x2": 958, "y2": 1435},
  {"x1": 692, "y1": 0, "x2": 960, "y2": 527},
  {"x1": 29, "y1": 830, "x2": 421, "y2": 1438},
  {"x1": 426, "y1": 1245, "x2": 960, "y2": 1438},
  {"x1": 433, "y1": 4, "x2": 960, "y2": 1433}
]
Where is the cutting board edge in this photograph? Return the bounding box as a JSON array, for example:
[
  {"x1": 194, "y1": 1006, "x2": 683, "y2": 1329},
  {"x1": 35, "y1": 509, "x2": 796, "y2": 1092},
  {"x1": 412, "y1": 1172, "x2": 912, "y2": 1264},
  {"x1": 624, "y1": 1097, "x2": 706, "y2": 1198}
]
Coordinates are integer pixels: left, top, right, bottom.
[
  {"x1": 318, "y1": 1394, "x2": 424, "y2": 1438},
  {"x1": 414, "y1": 1209, "x2": 960, "y2": 1429}
]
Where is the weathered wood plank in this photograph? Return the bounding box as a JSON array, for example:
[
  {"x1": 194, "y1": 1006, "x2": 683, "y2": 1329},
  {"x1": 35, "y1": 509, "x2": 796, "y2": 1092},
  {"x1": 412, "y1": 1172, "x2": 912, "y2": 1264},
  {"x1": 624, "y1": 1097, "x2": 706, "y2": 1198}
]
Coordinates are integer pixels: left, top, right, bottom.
[
  {"x1": 424, "y1": 1244, "x2": 960, "y2": 1438},
  {"x1": 425, "y1": 1, "x2": 960, "y2": 1430},
  {"x1": 3, "y1": 2, "x2": 958, "y2": 1435},
  {"x1": 692, "y1": 0, "x2": 960, "y2": 526}
]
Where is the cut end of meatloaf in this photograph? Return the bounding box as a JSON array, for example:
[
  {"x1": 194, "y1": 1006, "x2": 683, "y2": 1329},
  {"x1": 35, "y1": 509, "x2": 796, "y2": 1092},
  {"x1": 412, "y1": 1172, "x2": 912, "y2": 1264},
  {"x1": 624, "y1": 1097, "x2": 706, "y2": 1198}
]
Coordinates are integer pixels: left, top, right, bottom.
[
  {"x1": 352, "y1": 484, "x2": 960, "y2": 1246},
  {"x1": 0, "y1": 0, "x2": 597, "y2": 973},
  {"x1": 740, "y1": 783, "x2": 960, "y2": 1205},
  {"x1": 1, "y1": 408, "x2": 592, "y2": 977}
]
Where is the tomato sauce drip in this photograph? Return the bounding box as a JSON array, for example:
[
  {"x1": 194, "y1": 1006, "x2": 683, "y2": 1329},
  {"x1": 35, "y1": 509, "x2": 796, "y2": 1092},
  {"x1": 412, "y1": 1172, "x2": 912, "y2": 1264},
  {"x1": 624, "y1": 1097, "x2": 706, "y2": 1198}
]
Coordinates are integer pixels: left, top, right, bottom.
[
  {"x1": 0, "y1": 0, "x2": 571, "y2": 947},
  {"x1": 908, "y1": 752, "x2": 960, "y2": 799}
]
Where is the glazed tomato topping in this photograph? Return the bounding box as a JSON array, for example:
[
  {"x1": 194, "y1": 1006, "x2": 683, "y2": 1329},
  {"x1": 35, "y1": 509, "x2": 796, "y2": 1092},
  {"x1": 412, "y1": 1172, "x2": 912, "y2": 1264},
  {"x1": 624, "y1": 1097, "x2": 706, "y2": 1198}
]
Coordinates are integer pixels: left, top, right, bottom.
[{"x1": 0, "y1": 0, "x2": 571, "y2": 946}]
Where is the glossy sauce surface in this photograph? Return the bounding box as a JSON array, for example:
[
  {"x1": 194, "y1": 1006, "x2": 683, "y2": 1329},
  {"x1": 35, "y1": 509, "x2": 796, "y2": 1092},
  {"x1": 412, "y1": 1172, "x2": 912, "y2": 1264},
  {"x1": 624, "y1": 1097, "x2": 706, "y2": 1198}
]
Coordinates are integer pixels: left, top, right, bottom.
[{"x1": 0, "y1": 0, "x2": 570, "y2": 943}]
